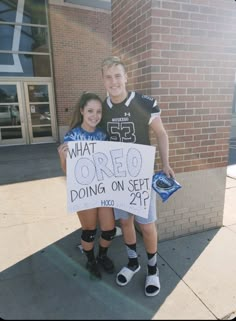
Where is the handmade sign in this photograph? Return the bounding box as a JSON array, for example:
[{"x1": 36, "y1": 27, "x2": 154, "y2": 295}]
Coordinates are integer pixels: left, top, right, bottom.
[{"x1": 66, "y1": 141, "x2": 156, "y2": 218}]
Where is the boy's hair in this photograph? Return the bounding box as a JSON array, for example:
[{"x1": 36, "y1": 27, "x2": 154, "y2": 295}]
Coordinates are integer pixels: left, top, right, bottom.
[{"x1": 101, "y1": 56, "x2": 127, "y2": 73}]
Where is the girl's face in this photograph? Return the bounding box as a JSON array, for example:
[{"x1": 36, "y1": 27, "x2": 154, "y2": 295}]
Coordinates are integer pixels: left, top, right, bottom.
[{"x1": 80, "y1": 99, "x2": 102, "y2": 132}]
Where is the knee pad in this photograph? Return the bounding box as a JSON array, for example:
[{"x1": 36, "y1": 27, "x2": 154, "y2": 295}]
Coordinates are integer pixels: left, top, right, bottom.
[
  {"x1": 81, "y1": 229, "x2": 97, "y2": 243},
  {"x1": 101, "y1": 227, "x2": 116, "y2": 241}
]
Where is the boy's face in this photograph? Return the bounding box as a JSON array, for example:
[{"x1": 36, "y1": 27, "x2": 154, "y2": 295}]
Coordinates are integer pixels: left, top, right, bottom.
[{"x1": 102, "y1": 64, "x2": 128, "y2": 103}]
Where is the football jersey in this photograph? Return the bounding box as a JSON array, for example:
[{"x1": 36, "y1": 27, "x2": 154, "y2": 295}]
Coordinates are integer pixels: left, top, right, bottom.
[
  {"x1": 100, "y1": 91, "x2": 161, "y2": 145},
  {"x1": 64, "y1": 126, "x2": 108, "y2": 142}
]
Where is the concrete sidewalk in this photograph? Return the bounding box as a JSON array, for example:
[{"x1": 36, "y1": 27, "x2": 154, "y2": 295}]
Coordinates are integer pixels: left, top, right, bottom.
[{"x1": 0, "y1": 144, "x2": 236, "y2": 320}]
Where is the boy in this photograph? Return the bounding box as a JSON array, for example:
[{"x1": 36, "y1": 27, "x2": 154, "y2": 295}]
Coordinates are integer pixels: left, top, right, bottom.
[{"x1": 100, "y1": 56, "x2": 175, "y2": 296}]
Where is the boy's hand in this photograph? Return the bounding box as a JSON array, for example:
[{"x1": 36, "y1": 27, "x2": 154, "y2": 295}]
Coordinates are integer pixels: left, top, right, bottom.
[{"x1": 162, "y1": 164, "x2": 175, "y2": 179}]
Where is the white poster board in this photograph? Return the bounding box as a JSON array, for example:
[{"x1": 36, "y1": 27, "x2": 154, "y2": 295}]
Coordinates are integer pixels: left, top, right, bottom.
[{"x1": 66, "y1": 141, "x2": 156, "y2": 218}]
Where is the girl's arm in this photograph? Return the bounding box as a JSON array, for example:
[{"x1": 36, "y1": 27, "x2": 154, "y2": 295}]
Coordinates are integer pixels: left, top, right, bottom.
[{"x1": 57, "y1": 143, "x2": 68, "y2": 174}]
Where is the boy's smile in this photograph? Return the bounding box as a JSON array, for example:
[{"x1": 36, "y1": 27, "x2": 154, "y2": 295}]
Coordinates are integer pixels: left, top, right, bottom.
[{"x1": 102, "y1": 64, "x2": 128, "y2": 103}]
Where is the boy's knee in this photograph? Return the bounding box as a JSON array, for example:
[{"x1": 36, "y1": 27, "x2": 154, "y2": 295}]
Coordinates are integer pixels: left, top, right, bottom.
[{"x1": 139, "y1": 222, "x2": 155, "y2": 235}]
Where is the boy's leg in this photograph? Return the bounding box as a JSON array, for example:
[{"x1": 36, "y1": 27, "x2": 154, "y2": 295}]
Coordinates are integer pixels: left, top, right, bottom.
[
  {"x1": 114, "y1": 210, "x2": 140, "y2": 286},
  {"x1": 139, "y1": 221, "x2": 160, "y2": 296},
  {"x1": 135, "y1": 191, "x2": 160, "y2": 296}
]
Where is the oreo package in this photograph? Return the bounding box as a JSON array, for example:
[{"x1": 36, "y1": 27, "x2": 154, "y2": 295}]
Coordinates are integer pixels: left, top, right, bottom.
[{"x1": 152, "y1": 171, "x2": 182, "y2": 202}]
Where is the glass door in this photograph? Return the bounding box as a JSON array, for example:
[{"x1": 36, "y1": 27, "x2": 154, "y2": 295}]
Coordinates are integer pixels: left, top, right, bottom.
[
  {"x1": 24, "y1": 82, "x2": 57, "y2": 144},
  {"x1": 0, "y1": 83, "x2": 26, "y2": 145},
  {"x1": 0, "y1": 81, "x2": 57, "y2": 145}
]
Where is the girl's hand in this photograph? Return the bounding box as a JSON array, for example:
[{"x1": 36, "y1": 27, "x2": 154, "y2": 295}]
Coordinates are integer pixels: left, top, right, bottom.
[
  {"x1": 57, "y1": 143, "x2": 68, "y2": 174},
  {"x1": 57, "y1": 143, "x2": 68, "y2": 159}
]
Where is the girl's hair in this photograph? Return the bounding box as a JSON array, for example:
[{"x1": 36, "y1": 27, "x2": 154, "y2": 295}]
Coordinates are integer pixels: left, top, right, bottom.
[{"x1": 69, "y1": 92, "x2": 102, "y2": 130}]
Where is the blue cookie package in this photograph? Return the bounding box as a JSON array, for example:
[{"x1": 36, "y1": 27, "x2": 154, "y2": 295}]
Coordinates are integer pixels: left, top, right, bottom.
[{"x1": 152, "y1": 171, "x2": 182, "y2": 202}]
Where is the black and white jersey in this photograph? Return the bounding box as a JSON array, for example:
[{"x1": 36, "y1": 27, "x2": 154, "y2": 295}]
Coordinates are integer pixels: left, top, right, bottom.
[{"x1": 100, "y1": 91, "x2": 161, "y2": 145}]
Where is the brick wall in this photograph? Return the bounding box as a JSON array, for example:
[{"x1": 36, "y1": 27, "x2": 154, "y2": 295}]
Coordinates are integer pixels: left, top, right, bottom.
[
  {"x1": 112, "y1": 0, "x2": 236, "y2": 240},
  {"x1": 112, "y1": 0, "x2": 236, "y2": 173},
  {"x1": 48, "y1": 4, "x2": 111, "y2": 132}
]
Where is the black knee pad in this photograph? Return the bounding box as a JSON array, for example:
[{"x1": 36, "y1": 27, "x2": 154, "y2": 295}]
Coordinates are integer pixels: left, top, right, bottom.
[
  {"x1": 101, "y1": 227, "x2": 116, "y2": 241},
  {"x1": 81, "y1": 229, "x2": 97, "y2": 242}
]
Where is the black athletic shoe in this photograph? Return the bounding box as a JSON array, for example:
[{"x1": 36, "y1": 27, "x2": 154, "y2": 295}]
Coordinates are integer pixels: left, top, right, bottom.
[
  {"x1": 97, "y1": 255, "x2": 115, "y2": 274},
  {"x1": 86, "y1": 260, "x2": 101, "y2": 280}
]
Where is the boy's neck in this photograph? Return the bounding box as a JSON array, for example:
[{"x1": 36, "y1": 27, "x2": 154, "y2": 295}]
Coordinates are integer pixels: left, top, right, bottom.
[{"x1": 110, "y1": 91, "x2": 128, "y2": 104}]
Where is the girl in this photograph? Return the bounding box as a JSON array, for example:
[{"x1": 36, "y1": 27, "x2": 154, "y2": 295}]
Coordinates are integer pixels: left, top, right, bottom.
[{"x1": 58, "y1": 92, "x2": 116, "y2": 280}]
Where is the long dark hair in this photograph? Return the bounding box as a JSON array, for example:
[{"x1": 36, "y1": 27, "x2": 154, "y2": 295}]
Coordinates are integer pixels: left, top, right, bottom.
[{"x1": 69, "y1": 92, "x2": 103, "y2": 130}]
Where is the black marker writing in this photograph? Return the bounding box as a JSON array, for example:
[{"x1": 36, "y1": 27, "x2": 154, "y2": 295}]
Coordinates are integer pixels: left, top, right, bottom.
[{"x1": 68, "y1": 141, "x2": 96, "y2": 158}]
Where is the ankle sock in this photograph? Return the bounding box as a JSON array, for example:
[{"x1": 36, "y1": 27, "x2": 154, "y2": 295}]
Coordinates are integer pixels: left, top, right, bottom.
[
  {"x1": 126, "y1": 243, "x2": 139, "y2": 270},
  {"x1": 147, "y1": 252, "x2": 157, "y2": 275},
  {"x1": 146, "y1": 252, "x2": 159, "y2": 294}
]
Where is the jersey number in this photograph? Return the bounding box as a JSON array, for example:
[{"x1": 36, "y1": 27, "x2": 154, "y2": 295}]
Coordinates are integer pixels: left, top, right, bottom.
[{"x1": 108, "y1": 122, "x2": 136, "y2": 142}]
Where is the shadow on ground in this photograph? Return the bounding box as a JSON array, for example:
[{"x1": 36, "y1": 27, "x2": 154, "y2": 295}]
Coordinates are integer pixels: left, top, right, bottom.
[
  {"x1": 0, "y1": 227, "x2": 220, "y2": 320},
  {"x1": 0, "y1": 143, "x2": 229, "y2": 319},
  {"x1": 0, "y1": 143, "x2": 62, "y2": 185}
]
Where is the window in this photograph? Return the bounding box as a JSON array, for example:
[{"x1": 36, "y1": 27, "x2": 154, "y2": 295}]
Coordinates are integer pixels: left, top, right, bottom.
[
  {"x1": 64, "y1": 0, "x2": 111, "y2": 10},
  {"x1": 0, "y1": 0, "x2": 51, "y2": 77}
]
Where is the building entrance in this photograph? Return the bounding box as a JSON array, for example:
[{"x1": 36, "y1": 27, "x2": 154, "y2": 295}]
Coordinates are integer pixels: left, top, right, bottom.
[{"x1": 0, "y1": 81, "x2": 57, "y2": 145}]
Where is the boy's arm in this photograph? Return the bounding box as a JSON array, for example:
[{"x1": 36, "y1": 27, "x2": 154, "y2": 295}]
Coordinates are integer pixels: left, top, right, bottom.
[{"x1": 150, "y1": 116, "x2": 175, "y2": 178}]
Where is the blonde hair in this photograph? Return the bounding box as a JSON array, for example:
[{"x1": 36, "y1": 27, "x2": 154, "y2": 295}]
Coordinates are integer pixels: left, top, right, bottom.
[{"x1": 101, "y1": 56, "x2": 127, "y2": 74}]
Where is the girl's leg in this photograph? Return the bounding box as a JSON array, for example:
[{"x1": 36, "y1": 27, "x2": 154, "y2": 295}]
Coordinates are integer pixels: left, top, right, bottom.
[
  {"x1": 77, "y1": 208, "x2": 101, "y2": 279},
  {"x1": 97, "y1": 207, "x2": 116, "y2": 273}
]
